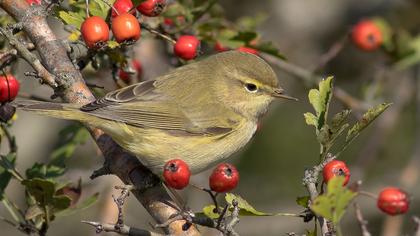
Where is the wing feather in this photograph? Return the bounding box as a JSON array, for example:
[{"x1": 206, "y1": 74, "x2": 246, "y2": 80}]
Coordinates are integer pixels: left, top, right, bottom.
[{"x1": 80, "y1": 77, "x2": 239, "y2": 135}]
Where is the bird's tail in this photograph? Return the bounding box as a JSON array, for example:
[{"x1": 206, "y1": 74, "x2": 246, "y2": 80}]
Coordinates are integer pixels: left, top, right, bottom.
[{"x1": 12, "y1": 99, "x2": 90, "y2": 122}]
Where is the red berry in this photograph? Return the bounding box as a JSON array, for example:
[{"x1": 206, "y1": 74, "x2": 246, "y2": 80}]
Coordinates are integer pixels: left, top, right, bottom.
[
  {"x1": 163, "y1": 18, "x2": 174, "y2": 26},
  {"x1": 351, "y1": 20, "x2": 383, "y2": 51},
  {"x1": 209, "y1": 163, "x2": 239, "y2": 193},
  {"x1": 137, "y1": 0, "x2": 166, "y2": 17},
  {"x1": 322, "y1": 160, "x2": 350, "y2": 186},
  {"x1": 111, "y1": 13, "x2": 141, "y2": 43},
  {"x1": 111, "y1": 0, "x2": 136, "y2": 18},
  {"x1": 26, "y1": 0, "x2": 41, "y2": 5},
  {"x1": 119, "y1": 59, "x2": 143, "y2": 82},
  {"x1": 214, "y1": 42, "x2": 229, "y2": 52},
  {"x1": 174, "y1": 35, "x2": 200, "y2": 60},
  {"x1": 237, "y1": 46, "x2": 259, "y2": 55},
  {"x1": 81, "y1": 16, "x2": 110, "y2": 49},
  {"x1": 163, "y1": 159, "x2": 190, "y2": 190},
  {"x1": 0, "y1": 75, "x2": 20, "y2": 103},
  {"x1": 377, "y1": 187, "x2": 409, "y2": 216}
]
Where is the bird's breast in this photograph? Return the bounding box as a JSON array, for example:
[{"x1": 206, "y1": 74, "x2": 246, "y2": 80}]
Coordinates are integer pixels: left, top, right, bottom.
[{"x1": 125, "y1": 121, "x2": 258, "y2": 174}]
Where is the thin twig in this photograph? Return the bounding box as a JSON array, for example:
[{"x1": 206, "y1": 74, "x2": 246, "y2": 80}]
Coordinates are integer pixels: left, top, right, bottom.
[
  {"x1": 85, "y1": 0, "x2": 89, "y2": 17},
  {"x1": 0, "y1": 26, "x2": 58, "y2": 88},
  {"x1": 354, "y1": 203, "x2": 371, "y2": 236},
  {"x1": 263, "y1": 53, "x2": 369, "y2": 112},
  {"x1": 413, "y1": 216, "x2": 420, "y2": 236},
  {"x1": 112, "y1": 185, "x2": 133, "y2": 229},
  {"x1": 82, "y1": 221, "x2": 163, "y2": 236},
  {"x1": 358, "y1": 191, "x2": 378, "y2": 200},
  {"x1": 141, "y1": 23, "x2": 176, "y2": 44},
  {"x1": 313, "y1": 34, "x2": 348, "y2": 72},
  {"x1": 190, "y1": 183, "x2": 221, "y2": 214},
  {"x1": 303, "y1": 153, "x2": 336, "y2": 236}
]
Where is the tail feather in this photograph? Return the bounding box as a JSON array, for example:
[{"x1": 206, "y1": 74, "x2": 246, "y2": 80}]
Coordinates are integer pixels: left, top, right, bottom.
[{"x1": 12, "y1": 99, "x2": 88, "y2": 121}]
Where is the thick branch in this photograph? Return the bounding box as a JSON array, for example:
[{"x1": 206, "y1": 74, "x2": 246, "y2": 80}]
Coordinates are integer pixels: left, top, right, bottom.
[{"x1": 0, "y1": 1, "x2": 198, "y2": 234}]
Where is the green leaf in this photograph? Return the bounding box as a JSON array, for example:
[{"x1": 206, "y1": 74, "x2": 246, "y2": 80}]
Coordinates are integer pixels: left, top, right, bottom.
[
  {"x1": 225, "y1": 193, "x2": 273, "y2": 216},
  {"x1": 308, "y1": 77, "x2": 334, "y2": 130},
  {"x1": 346, "y1": 103, "x2": 392, "y2": 142},
  {"x1": 304, "y1": 112, "x2": 317, "y2": 127},
  {"x1": 202, "y1": 205, "x2": 220, "y2": 219},
  {"x1": 51, "y1": 195, "x2": 72, "y2": 212},
  {"x1": 372, "y1": 17, "x2": 393, "y2": 52},
  {"x1": 296, "y1": 196, "x2": 310, "y2": 208},
  {"x1": 316, "y1": 125, "x2": 331, "y2": 146},
  {"x1": 251, "y1": 41, "x2": 286, "y2": 60},
  {"x1": 58, "y1": 11, "x2": 84, "y2": 29},
  {"x1": 0, "y1": 154, "x2": 16, "y2": 200},
  {"x1": 331, "y1": 110, "x2": 351, "y2": 133},
  {"x1": 57, "y1": 193, "x2": 99, "y2": 216},
  {"x1": 231, "y1": 31, "x2": 257, "y2": 44},
  {"x1": 310, "y1": 177, "x2": 357, "y2": 225},
  {"x1": 90, "y1": 0, "x2": 114, "y2": 19},
  {"x1": 22, "y1": 178, "x2": 55, "y2": 207}
]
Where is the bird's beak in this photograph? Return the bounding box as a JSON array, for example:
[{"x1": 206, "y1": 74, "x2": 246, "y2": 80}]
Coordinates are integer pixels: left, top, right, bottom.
[{"x1": 272, "y1": 88, "x2": 298, "y2": 101}]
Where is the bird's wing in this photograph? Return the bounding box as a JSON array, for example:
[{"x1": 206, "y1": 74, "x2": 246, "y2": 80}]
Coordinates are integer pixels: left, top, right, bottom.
[{"x1": 80, "y1": 80, "x2": 238, "y2": 135}]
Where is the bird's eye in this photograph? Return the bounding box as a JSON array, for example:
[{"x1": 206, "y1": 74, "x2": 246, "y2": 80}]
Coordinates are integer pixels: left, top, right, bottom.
[{"x1": 244, "y1": 83, "x2": 258, "y2": 93}]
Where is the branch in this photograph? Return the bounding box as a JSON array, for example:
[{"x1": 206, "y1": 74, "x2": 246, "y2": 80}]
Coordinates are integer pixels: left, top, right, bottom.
[
  {"x1": 83, "y1": 185, "x2": 164, "y2": 236},
  {"x1": 413, "y1": 216, "x2": 420, "y2": 236},
  {"x1": 263, "y1": 54, "x2": 369, "y2": 112},
  {"x1": 141, "y1": 23, "x2": 176, "y2": 44},
  {"x1": 302, "y1": 154, "x2": 336, "y2": 236},
  {"x1": 353, "y1": 203, "x2": 371, "y2": 236},
  {"x1": 82, "y1": 221, "x2": 163, "y2": 236},
  {"x1": 0, "y1": 1, "x2": 199, "y2": 234},
  {"x1": 0, "y1": 25, "x2": 58, "y2": 88}
]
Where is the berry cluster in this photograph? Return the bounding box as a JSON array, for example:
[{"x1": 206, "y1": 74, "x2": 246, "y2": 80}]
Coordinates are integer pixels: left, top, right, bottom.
[
  {"x1": 322, "y1": 159, "x2": 410, "y2": 216},
  {"x1": 80, "y1": 0, "x2": 203, "y2": 61},
  {"x1": 163, "y1": 159, "x2": 240, "y2": 193}
]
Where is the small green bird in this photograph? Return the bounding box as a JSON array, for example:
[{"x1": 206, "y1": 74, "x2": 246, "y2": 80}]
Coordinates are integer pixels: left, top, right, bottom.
[{"x1": 15, "y1": 51, "x2": 296, "y2": 174}]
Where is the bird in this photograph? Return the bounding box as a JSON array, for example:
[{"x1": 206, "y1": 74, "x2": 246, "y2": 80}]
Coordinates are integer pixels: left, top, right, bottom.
[{"x1": 14, "y1": 51, "x2": 296, "y2": 174}]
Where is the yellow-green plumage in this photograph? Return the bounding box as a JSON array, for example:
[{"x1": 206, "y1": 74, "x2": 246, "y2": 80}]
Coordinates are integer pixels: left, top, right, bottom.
[{"x1": 15, "y1": 51, "x2": 294, "y2": 174}]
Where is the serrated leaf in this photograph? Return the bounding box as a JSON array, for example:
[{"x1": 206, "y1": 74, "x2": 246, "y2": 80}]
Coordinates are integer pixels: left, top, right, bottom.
[
  {"x1": 52, "y1": 195, "x2": 72, "y2": 212},
  {"x1": 304, "y1": 112, "x2": 317, "y2": 127},
  {"x1": 58, "y1": 11, "x2": 84, "y2": 29},
  {"x1": 90, "y1": 0, "x2": 115, "y2": 18},
  {"x1": 25, "y1": 205, "x2": 44, "y2": 220},
  {"x1": 22, "y1": 178, "x2": 55, "y2": 207},
  {"x1": 231, "y1": 31, "x2": 257, "y2": 44},
  {"x1": 316, "y1": 125, "x2": 331, "y2": 146},
  {"x1": 0, "y1": 154, "x2": 16, "y2": 200},
  {"x1": 372, "y1": 17, "x2": 393, "y2": 52},
  {"x1": 57, "y1": 193, "x2": 99, "y2": 216},
  {"x1": 296, "y1": 196, "x2": 310, "y2": 208},
  {"x1": 225, "y1": 193, "x2": 273, "y2": 216},
  {"x1": 310, "y1": 177, "x2": 357, "y2": 225},
  {"x1": 331, "y1": 110, "x2": 351, "y2": 133},
  {"x1": 202, "y1": 205, "x2": 220, "y2": 219},
  {"x1": 346, "y1": 103, "x2": 392, "y2": 142},
  {"x1": 252, "y1": 41, "x2": 286, "y2": 60},
  {"x1": 308, "y1": 77, "x2": 333, "y2": 130}
]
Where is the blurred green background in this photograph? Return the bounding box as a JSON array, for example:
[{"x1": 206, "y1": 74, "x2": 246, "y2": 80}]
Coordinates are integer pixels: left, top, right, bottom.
[{"x1": 1, "y1": 0, "x2": 420, "y2": 235}]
